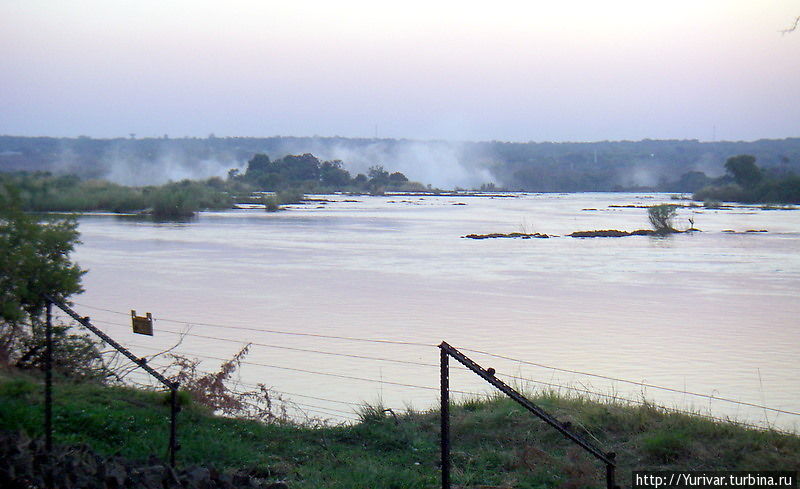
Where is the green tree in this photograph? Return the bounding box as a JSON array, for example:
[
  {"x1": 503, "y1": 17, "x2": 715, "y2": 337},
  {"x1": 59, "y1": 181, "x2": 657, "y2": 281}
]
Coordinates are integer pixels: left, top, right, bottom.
[
  {"x1": 320, "y1": 160, "x2": 352, "y2": 187},
  {"x1": 0, "y1": 184, "x2": 86, "y2": 369},
  {"x1": 388, "y1": 171, "x2": 409, "y2": 187},
  {"x1": 724, "y1": 154, "x2": 762, "y2": 188}
]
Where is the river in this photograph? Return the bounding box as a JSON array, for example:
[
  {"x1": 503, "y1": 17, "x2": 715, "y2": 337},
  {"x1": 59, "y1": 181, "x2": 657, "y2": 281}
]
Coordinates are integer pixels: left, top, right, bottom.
[{"x1": 66, "y1": 192, "x2": 800, "y2": 430}]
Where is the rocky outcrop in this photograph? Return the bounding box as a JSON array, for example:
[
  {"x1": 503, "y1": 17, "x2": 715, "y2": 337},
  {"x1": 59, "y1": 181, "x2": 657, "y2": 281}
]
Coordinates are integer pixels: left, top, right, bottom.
[
  {"x1": 463, "y1": 232, "x2": 551, "y2": 239},
  {"x1": 568, "y1": 229, "x2": 656, "y2": 238}
]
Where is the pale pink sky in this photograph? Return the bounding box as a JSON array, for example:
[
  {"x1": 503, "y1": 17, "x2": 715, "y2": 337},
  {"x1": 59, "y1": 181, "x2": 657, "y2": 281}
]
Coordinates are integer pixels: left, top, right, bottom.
[{"x1": 1, "y1": 0, "x2": 798, "y2": 142}]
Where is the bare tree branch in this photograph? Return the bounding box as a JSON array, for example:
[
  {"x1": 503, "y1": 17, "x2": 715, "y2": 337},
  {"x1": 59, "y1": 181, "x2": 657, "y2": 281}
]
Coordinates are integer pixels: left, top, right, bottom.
[{"x1": 781, "y1": 15, "x2": 800, "y2": 34}]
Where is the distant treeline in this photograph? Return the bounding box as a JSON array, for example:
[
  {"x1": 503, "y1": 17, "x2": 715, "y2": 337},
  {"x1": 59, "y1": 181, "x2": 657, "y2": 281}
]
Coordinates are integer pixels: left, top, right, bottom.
[{"x1": 2, "y1": 135, "x2": 800, "y2": 192}]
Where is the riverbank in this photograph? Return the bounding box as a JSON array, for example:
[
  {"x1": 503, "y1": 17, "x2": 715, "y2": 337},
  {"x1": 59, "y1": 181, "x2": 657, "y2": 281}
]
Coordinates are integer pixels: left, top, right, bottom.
[{"x1": 1, "y1": 374, "x2": 797, "y2": 488}]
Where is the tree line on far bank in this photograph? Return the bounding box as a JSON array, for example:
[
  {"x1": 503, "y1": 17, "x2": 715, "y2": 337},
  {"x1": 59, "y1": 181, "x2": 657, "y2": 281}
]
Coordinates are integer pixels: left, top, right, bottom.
[{"x1": 4, "y1": 135, "x2": 800, "y2": 194}]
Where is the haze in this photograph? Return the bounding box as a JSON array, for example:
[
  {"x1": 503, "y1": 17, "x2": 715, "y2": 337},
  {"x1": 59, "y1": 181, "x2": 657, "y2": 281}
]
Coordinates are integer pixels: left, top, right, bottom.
[{"x1": 1, "y1": 1, "x2": 798, "y2": 142}]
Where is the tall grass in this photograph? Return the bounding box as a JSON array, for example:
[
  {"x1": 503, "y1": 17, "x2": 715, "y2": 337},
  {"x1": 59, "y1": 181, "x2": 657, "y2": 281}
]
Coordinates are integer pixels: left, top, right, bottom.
[{"x1": 1, "y1": 374, "x2": 797, "y2": 489}]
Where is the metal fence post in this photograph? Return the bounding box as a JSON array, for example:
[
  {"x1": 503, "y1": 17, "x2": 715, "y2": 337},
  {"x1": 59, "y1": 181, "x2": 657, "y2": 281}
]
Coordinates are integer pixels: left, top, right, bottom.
[
  {"x1": 169, "y1": 384, "x2": 180, "y2": 467},
  {"x1": 440, "y1": 344, "x2": 450, "y2": 489},
  {"x1": 44, "y1": 300, "x2": 53, "y2": 488},
  {"x1": 606, "y1": 453, "x2": 617, "y2": 489}
]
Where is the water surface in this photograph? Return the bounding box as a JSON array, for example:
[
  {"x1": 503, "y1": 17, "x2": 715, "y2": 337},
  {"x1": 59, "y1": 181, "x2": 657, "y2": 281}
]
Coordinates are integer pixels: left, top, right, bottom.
[{"x1": 68, "y1": 193, "x2": 800, "y2": 429}]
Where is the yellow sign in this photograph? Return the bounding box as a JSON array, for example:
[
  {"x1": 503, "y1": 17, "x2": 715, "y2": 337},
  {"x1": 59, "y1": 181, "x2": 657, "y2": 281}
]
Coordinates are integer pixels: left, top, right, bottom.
[{"x1": 131, "y1": 310, "x2": 154, "y2": 336}]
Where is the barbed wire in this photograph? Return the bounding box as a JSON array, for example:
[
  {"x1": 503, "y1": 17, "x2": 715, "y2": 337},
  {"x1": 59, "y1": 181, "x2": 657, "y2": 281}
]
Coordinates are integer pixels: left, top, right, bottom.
[{"x1": 56, "y1": 305, "x2": 800, "y2": 418}]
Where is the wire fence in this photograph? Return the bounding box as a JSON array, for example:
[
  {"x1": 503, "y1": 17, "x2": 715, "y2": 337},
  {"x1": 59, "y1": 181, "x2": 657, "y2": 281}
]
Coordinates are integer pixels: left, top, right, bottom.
[{"x1": 50, "y1": 302, "x2": 800, "y2": 433}]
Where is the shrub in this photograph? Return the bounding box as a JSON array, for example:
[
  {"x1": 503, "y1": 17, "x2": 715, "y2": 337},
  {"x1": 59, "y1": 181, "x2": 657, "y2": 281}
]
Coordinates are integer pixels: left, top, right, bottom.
[
  {"x1": 263, "y1": 195, "x2": 280, "y2": 212},
  {"x1": 647, "y1": 204, "x2": 678, "y2": 234},
  {"x1": 149, "y1": 187, "x2": 198, "y2": 219},
  {"x1": 165, "y1": 345, "x2": 287, "y2": 422}
]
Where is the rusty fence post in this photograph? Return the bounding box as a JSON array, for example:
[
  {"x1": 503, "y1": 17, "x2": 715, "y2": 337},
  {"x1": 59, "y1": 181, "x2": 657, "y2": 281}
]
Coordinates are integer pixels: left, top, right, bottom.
[{"x1": 440, "y1": 344, "x2": 450, "y2": 489}]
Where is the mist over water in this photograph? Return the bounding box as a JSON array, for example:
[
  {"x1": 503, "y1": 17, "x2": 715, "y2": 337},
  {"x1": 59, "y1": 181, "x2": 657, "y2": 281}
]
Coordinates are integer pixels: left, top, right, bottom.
[
  {"x1": 271, "y1": 139, "x2": 495, "y2": 189},
  {"x1": 52, "y1": 138, "x2": 492, "y2": 189},
  {"x1": 103, "y1": 153, "x2": 243, "y2": 187}
]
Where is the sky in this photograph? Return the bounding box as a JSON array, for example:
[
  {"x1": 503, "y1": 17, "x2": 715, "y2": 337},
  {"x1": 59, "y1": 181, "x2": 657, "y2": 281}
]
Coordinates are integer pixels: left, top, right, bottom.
[{"x1": 1, "y1": 0, "x2": 798, "y2": 143}]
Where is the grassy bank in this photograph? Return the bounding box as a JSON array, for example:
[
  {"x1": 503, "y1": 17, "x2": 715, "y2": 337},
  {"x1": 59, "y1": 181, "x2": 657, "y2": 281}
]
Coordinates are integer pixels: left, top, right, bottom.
[{"x1": 1, "y1": 374, "x2": 798, "y2": 488}]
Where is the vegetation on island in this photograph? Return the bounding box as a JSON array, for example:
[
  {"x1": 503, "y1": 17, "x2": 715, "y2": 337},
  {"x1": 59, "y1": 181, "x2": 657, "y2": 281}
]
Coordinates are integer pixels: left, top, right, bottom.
[
  {"x1": 236, "y1": 153, "x2": 423, "y2": 195},
  {"x1": 694, "y1": 154, "x2": 800, "y2": 205},
  {"x1": 0, "y1": 152, "x2": 425, "y2": 218},
  {"x1": 647, "y1": 204, "x2": 679, "y2": 234},
  {"x1": 0, "y1": 172, "x2": 234, "y2": 219}
]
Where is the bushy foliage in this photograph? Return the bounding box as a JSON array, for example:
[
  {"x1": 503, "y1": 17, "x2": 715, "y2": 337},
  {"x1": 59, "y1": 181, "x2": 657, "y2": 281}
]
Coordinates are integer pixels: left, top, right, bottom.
[
  {"x1": 165, "y1": 345, "x2": 287, "y2": 422},
  {"x1": 241, "y1": 153, "x2": 416, "y2": 192},
  {"x1": 0, "y1": 184, "x2": 106, "y2": 378},
  {"x1": 149, "y1": 187, "x2": 198, "y2": 219},
  {"x1": 262, "y1": 195, "x2": 280, "y2": 212},
  {"x1": 0, "y1": 188, "x2": 83, "y2": 321},
  {"x1": 693, "y1": 155, "x2": 800, "y2": 204},
  {"x1": 725, "y1": 154, "x2": 762, "y2": 188},
  {"x1": 0, "y1": 172, "x2": 234, "y2": 218},
  {"x1": 648, "y1": 204, "x2": 678, "y2": 234}
]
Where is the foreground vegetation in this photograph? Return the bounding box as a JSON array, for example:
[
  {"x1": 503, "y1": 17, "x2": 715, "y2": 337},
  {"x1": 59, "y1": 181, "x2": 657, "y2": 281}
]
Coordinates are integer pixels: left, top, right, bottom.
[{"x1": 1, "y1": 373, "x2": 798, "y2": 489}]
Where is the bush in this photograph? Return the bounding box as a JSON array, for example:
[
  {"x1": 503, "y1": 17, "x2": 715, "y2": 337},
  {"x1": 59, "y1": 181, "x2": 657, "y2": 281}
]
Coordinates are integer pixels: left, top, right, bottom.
[
  {"x1": 263, "y1": 195, "x2": 280, "y2": 212},
  {"x1": 647, "y1": 204, "x2": 678, "y2": 234},
  {"x1": 149, "y1": 187, "x2": 198, "y2": 219},
  {"x1": 0, "y1": 184, "x2": 106, "y2": 378}
]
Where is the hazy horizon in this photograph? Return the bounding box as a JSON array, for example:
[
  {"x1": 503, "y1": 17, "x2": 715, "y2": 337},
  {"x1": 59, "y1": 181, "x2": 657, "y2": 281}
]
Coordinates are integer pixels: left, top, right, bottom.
[{"x1": 2, "y1": 1, "x2": 799, "y2": 143}]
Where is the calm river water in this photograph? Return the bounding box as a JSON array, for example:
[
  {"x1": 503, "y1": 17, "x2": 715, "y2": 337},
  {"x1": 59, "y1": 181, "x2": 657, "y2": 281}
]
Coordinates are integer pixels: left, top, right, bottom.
[{"x1": 68, "y1": 193, "x2": 800, "y2": 430}]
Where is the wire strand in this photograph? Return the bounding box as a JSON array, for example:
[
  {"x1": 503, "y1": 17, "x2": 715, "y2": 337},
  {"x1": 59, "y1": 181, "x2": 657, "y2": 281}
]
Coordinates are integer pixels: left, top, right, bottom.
[
  {"x1": 457, "y1": 346, "x2": 800, "y2": 417},
  {"x1": 61, "y1": 305, "x2": 800, "y2": 418},
  {"x1": 72, "y1": 302, "x2": 432, "y2": 347}
]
